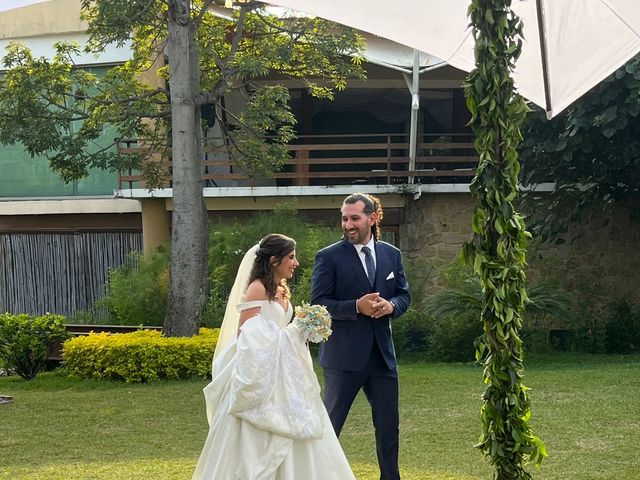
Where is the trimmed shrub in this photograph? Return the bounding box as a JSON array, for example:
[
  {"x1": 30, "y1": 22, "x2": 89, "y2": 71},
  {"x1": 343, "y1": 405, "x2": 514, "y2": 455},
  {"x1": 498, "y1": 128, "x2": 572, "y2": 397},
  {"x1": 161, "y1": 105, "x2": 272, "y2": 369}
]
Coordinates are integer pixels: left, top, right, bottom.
[
  {"x1": 605, "y1": 300, "x2": 640, "y2": 354},
  {"x1": 392, "y1": 308, "x2": 433, "y2": 356},
  {"x1": 0, "y1": 313, "x2": 69, "y2": 380},
  {"x1": 63, "y1": 328, "x2": 219, "y2": 382},
  {"x1": 429, "y1": 312, "x2": 481, "y2": 362}
]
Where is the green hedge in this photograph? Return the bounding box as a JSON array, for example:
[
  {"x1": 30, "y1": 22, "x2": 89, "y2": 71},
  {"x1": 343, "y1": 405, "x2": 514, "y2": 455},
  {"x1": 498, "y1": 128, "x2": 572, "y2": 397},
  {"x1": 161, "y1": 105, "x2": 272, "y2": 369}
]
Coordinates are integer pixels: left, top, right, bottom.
[
  {"x1": 62, "y1": 328, "x2": 219, "y2": 382},
  {"x1": 0, "y1": 313, "x2": 69, "y2": 380}
]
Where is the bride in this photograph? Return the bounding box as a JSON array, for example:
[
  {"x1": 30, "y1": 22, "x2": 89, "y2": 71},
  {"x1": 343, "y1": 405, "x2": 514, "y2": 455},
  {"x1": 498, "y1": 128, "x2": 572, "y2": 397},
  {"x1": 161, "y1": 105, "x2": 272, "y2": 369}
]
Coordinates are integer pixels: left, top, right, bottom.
[{"x1": 192, "y1": 234, "x2": 355, "y2": 480}]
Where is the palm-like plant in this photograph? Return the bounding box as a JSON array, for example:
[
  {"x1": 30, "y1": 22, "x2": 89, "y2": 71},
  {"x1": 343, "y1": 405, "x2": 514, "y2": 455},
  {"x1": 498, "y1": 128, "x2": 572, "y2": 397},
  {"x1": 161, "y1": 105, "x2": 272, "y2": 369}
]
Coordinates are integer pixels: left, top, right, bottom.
[{"x1": 427, "y1": 276, "x2": 572, "y2": 319}]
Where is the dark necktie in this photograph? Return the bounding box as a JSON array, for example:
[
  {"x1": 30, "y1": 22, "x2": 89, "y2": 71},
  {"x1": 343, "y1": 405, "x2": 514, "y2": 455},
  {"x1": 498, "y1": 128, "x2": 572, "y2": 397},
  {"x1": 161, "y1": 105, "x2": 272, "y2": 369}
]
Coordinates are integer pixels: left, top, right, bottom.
[{"x1": 361, "y1": 246, "x2": 375, "y2": 288}]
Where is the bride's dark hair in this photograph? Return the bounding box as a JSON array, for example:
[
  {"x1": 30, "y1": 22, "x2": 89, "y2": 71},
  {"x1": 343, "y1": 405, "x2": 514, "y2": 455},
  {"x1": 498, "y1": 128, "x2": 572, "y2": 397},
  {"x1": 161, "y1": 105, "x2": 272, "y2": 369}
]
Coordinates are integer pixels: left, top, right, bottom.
[{"x1": 249, "y1": 233, "x2": 296, "y2": 300}]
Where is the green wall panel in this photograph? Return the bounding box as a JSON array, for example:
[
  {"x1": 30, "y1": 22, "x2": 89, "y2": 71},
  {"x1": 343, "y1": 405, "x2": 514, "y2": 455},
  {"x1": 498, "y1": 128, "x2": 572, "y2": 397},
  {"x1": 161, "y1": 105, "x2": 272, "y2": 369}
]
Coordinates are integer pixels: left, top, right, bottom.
[
  {"x1": 0, "y1": 143, "x2": 119, "y2": 197},
  {"x1": 0, "y1": 66, "x2": 121, "y2": 198}
]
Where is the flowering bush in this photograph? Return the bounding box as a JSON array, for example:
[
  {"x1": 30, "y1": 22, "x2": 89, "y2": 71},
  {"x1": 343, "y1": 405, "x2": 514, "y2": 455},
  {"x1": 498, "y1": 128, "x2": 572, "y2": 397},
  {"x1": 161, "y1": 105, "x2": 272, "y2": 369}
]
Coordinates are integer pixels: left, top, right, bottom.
[
  {"x1": 292, "y1": 303, "x2": 332, "y2": 343},
  {"x1": 63, "y1": 328, "x2": 219, "y2": 382}
]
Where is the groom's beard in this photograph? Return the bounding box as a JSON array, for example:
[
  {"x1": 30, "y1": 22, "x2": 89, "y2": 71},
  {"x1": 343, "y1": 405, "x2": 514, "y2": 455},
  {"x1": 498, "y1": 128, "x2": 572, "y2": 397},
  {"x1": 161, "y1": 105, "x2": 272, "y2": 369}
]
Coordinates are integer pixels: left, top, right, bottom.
[{"x1": 343, "y1": 228, "x2": 372, "y2": 245}]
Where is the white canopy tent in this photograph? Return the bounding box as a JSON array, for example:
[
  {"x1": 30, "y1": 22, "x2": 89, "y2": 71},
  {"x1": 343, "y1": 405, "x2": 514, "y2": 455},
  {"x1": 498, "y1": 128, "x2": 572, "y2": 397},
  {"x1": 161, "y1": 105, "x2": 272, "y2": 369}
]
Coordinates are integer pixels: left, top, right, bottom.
[{"x1": 261, "y1": 0, "x2": 640, "y2": 120}]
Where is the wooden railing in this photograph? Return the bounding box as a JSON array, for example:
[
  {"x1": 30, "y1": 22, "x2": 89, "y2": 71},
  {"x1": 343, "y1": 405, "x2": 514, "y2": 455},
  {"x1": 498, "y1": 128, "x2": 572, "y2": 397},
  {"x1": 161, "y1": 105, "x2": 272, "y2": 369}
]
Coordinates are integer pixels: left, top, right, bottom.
[{"x1": 117, "y1": 133, "x2": 478, "y2": 189}]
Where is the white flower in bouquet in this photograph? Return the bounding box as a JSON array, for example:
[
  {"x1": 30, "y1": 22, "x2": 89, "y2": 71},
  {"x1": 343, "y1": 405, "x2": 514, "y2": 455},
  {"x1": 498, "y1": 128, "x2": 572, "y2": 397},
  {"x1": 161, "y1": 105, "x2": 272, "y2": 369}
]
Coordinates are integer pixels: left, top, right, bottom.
[{"x1": 292, "y1": 302, "x2": 332, "y2": 343}]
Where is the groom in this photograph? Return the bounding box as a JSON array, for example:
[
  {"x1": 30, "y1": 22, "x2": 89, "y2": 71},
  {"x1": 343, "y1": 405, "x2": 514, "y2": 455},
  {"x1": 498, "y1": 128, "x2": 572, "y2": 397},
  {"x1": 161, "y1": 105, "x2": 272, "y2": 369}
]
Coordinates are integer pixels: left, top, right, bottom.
[{"x1": 311, "y1": 193, "x2": 410, "y2": 480}]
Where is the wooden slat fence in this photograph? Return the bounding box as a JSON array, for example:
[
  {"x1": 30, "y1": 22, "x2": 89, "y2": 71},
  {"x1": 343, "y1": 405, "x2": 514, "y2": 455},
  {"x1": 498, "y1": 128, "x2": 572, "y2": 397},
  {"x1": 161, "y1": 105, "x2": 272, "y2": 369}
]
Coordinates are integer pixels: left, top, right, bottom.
[{"x1": 0, "y1": 232, "x2": 142, "y2": 318}]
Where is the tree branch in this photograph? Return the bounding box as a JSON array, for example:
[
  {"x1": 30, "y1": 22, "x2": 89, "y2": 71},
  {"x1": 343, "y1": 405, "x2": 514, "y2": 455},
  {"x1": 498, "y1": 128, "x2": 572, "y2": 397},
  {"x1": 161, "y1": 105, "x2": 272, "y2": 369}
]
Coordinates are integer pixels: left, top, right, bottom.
[{"x1": 194, "y1": 0, "x2": 216, "y2": 27}]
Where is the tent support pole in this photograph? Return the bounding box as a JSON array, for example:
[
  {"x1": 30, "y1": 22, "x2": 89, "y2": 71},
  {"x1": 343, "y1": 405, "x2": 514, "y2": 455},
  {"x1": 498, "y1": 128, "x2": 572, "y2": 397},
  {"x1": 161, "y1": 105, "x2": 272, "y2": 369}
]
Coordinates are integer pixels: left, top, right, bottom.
[{"x1": 408, "y1": 49, "x2": 420, "y2": 184}]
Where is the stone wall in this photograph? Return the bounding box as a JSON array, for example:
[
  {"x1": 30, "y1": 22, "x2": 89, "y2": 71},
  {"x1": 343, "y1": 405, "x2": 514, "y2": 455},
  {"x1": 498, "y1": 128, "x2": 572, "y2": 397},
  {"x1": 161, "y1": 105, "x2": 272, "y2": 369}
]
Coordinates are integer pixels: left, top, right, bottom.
[
  {"x1": 401, "y1": 193, "x2": 474, "y2": 291},
  {"x1": 532, "y1": 206, "x2": 640, "y2": 301},
  {"x1": 401, "y1": 192, "x2": 640, "y2": 303}
]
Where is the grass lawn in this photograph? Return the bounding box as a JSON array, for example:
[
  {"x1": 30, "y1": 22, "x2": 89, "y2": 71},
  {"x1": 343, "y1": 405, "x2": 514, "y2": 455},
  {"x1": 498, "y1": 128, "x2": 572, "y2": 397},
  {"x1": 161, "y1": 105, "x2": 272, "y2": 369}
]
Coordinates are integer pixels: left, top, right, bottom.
[{"x1": 1, "y1": 354, "x2": 639, "y2": 479}]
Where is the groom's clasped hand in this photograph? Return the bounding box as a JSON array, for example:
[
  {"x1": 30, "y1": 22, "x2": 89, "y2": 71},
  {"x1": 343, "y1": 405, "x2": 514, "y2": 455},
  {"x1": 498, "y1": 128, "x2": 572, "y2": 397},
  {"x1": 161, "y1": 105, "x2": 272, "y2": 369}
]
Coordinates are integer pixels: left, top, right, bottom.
[{"x1": 356, "y1": 292, "x2": 394, "y2": 319}]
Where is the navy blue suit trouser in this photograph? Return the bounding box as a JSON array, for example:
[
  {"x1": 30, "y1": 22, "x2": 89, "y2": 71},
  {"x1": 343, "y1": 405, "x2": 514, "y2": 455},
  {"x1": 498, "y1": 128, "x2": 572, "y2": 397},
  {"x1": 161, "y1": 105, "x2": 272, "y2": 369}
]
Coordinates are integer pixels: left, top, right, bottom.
[{"x1": 322, "y1": 344, "x2": 400, "y2": 480}]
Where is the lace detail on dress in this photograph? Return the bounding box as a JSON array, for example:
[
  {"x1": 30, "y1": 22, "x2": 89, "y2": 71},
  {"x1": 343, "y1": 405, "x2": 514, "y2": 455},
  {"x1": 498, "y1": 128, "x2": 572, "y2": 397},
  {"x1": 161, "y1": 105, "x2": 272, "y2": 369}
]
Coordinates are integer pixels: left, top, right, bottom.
[
  {"x1": 227, "y1": 304, "x2": 323, "y2": 440},
  {"x1": 228, "y1": 316, "x2": 278, "y2": 413},
  {"x1": 276, "y1": 328, "x2": 323, "y2": 438}
]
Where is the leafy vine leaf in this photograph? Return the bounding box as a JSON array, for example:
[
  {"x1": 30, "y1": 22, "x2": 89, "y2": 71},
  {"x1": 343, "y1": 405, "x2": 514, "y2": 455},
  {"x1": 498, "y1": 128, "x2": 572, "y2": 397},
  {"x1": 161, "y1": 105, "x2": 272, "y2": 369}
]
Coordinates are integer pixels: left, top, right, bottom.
[{"x1": 464, "y1": 0, "x2": 546, "y2": 477}]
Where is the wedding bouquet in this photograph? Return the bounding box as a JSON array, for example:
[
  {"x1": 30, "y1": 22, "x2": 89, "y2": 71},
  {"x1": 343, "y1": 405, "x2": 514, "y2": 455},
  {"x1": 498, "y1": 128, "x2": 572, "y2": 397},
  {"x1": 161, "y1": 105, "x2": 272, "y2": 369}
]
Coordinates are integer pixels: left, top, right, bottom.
[{"x1": 292, "y1": 302, "x2": 332, "y2": 343}]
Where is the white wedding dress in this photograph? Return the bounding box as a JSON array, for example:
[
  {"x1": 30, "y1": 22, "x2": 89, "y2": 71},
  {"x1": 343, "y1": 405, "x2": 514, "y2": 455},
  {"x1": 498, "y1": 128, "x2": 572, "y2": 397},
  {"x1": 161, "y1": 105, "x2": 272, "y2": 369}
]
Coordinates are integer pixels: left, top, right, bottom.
[{"x1": 192, "y1": 300, "x2": 355, "y2": 480}]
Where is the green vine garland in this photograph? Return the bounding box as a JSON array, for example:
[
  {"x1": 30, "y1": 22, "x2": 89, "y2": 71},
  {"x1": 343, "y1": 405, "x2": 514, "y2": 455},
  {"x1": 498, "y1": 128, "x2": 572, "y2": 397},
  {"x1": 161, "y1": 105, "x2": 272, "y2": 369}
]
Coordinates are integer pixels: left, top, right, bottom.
[{"x1": 462, "y1": 0, "x2": 547, "y2": 478}]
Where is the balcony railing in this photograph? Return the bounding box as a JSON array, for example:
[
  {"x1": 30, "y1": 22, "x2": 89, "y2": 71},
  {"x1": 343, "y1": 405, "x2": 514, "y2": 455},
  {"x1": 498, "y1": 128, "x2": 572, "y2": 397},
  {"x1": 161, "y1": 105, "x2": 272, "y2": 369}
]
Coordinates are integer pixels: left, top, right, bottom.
[{"x1": 117, "y1": 133, "x2": 478, "y2": 190}]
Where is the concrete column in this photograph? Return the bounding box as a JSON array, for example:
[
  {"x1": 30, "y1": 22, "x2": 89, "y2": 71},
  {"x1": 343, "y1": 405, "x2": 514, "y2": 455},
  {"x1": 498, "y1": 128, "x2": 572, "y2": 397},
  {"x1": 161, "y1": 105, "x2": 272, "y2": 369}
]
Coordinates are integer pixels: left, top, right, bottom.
[{"x1": 141, "y1": 199, "x2": 171, "y2": 253}]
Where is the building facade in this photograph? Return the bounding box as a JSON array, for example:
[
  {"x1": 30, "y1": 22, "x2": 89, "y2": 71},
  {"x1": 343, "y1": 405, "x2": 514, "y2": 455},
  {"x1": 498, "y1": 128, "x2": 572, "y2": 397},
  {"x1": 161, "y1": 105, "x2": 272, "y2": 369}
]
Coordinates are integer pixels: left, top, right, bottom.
[{"x1": 2, "y1": 0, "x2": 638, "y2": 319}]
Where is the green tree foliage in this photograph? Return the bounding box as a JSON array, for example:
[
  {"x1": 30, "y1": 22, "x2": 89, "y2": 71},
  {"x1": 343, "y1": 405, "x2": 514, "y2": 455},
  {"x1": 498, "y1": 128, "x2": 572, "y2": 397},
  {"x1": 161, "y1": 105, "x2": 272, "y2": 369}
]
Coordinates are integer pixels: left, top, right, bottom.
[
  {"x1": 0, "y1": 0, "x2": 364, "y2": 336},
  {"x1": 464, "y1": 0, "x2": 546, "y2": 476},
  {"x1": 0, "y1": 3, "x2": 364, "y2": 183},
  {"x1": 519, "y1": 55, "x2": 640, "y2": 239},
  {"x1": 0, "y1": 42, "x2": 163, "y2": 180}
]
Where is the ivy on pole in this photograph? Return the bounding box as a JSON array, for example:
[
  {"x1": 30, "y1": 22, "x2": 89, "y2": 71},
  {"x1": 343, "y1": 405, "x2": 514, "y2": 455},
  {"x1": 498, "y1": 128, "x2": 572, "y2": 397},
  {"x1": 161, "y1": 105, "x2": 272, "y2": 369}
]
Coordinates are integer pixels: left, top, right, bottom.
[{"x1": 462, "y1": 0, "x2": 547, "y2": 478}]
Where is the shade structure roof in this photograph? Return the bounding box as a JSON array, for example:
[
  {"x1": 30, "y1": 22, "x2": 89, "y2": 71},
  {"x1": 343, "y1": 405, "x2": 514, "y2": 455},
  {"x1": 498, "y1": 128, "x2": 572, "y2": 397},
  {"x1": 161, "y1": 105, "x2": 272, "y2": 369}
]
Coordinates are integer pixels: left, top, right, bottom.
[{"x1": 262, "y1": 0, "x2": 640, "y2": 118}]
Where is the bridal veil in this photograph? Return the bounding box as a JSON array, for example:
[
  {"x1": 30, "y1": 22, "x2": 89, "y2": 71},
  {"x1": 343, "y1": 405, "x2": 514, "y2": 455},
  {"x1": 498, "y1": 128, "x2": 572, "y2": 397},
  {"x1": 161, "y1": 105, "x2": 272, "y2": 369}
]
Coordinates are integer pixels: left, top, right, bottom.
[{"x1": 212, "y1": 243, "x2": 259, "y2": 371}]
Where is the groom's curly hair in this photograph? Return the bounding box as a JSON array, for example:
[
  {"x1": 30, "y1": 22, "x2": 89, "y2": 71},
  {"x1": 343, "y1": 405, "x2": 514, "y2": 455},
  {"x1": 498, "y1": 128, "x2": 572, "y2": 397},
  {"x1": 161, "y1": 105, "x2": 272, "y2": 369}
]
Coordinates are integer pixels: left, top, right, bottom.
[
  {"x1": 250, "y1": 233, "x2": 296, "y2": 301},
  {"x1": 343, "y1": 193, "x2": 384, "y2": 239}
]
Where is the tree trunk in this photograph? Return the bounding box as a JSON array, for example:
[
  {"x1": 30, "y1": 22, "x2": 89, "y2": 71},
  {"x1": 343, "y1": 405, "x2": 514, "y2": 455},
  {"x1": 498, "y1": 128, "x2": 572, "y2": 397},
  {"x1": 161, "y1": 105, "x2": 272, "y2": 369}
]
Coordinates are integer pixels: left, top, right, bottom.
[{"x1": 163, "y1": 0, "x2": 208, "y2": 337}]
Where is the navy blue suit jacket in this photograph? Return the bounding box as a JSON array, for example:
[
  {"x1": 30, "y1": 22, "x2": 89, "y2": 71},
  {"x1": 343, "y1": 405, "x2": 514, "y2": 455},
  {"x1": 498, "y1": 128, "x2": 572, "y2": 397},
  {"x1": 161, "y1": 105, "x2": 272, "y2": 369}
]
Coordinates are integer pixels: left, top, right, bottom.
[{"x1": 311, "y1": 239, "x2": 410, "y2": 371}]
